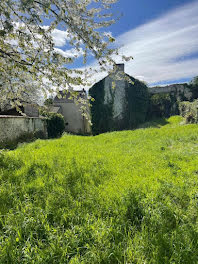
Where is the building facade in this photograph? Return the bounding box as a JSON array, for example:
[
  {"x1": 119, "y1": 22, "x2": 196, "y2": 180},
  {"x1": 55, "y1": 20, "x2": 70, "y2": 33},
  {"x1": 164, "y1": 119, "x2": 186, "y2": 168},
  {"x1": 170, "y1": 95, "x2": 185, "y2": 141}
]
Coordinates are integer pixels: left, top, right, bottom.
[
  {"x1": 89, "y1": 64, "x2": 149, "y2": 135},
  {"x1": 53, "y1": 90, "x2": 91, "y2": 134}
]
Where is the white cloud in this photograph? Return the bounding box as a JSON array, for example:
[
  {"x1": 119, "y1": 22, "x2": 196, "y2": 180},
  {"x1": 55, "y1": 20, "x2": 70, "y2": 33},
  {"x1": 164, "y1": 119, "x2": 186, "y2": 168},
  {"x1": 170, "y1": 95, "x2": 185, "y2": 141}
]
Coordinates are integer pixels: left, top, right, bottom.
[
  {"x1": 41, "y1": 26, "x2": 71, "y2": 47},
  {"x1": 115, "y1": 0, "x2": 198, "y2": 85},
  {"x1": 54, "y1": 47, "x2": 84, "y2": 58},
  {"x1": 55, "y1": 0, "x2": 198, "y2": 88},
  {"x1": 51, "y1": 29, "x2": 70, "y2": 47}
]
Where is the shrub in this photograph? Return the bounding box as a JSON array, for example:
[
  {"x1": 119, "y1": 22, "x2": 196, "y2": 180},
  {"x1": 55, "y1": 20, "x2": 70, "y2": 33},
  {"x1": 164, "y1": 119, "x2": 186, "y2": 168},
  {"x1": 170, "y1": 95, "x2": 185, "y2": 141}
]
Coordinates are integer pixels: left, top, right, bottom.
[
  {"x1": 41, "y1": 111, "x2": 65, "y2": 138},
  {"x1": 179, "y1": 100, "x2": 198, "y2": 124}
]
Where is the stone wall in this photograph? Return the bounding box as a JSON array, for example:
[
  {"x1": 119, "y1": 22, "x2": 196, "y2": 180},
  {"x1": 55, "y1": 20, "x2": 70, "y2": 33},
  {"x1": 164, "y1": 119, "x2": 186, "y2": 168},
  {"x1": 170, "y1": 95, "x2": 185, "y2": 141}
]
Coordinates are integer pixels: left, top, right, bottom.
[
  {"x1": 149, "y1": 83, "x2": 192, "y2": 100},
  {"x1": 147, "y1": 83, "x2": 197, "y2": 119},
  {"x1": 0, "y1": 116, "x2": 47, "y2": 143}
]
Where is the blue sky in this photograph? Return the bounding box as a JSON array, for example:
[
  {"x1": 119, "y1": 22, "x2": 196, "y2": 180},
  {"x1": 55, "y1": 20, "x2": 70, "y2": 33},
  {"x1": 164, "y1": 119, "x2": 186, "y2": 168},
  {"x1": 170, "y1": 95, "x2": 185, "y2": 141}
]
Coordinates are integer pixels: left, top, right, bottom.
[
  {"x1": 52, "y1": 0, "x2": 198, "y2": 87},
  {"x1": 110, "y1": 0, "x2": 191, "y2": 36}
]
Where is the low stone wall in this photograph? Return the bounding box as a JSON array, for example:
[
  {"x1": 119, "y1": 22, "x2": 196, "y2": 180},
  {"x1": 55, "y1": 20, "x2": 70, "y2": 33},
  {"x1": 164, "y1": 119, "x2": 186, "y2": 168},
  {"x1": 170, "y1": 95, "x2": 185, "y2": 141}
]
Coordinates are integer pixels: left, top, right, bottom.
[{"x1": 0, "y1": 116, "x2": 47, "y2": 143}]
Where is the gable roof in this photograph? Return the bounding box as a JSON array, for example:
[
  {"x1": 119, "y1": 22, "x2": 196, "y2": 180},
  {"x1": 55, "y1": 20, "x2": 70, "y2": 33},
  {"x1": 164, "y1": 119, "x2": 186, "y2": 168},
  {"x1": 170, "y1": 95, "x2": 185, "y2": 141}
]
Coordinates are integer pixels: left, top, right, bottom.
[
  {"x1": 48, "y1": 106, "x2": 61, "y2": 113},
  {"x1": 54, "y1": 89, "x2": 87, "y2": 102}
]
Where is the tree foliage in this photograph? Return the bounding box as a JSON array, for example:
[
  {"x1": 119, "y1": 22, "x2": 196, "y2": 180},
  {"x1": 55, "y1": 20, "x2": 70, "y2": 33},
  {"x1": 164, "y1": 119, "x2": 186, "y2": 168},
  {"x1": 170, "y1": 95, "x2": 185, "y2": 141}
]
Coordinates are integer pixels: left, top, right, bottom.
[
  {"x1": 189, "y1": 76, "x2": 198, "y2": 98},
  {"x1": 190, "y1": 76, "x2": 198, "y2": 86},
  {"x1": 0, "y1": 0, "x2": 119, "y2": 109}
]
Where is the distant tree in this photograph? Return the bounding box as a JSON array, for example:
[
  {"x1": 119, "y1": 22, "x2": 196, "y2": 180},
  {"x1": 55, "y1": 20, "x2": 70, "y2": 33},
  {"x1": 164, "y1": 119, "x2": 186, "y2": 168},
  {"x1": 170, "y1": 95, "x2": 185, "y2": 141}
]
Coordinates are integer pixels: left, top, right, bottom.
[
  {"x1": 0, "y1": 0, "x2": 121, "y2": 111},
  {"x1": 189, "y1": 76, "x2": 198, "y2": 99},
  {"x1": 190, "y1": 76, "x2": 198, "y2": 86}
]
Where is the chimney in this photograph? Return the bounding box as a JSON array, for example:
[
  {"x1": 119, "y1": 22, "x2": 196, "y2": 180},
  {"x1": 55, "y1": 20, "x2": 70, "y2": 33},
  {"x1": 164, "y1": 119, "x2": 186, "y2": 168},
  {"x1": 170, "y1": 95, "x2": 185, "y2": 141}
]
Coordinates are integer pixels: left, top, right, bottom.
[{"x1": 114, "y1": 63, "x2": 125, "y2": 72}]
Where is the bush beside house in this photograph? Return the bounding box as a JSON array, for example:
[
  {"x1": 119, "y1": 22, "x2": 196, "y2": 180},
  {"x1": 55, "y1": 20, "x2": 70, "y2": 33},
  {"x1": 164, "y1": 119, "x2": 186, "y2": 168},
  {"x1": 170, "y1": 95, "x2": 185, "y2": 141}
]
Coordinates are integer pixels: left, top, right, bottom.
[{"x1": 41, "y1": 111, "x2": 65, "y2": 138}]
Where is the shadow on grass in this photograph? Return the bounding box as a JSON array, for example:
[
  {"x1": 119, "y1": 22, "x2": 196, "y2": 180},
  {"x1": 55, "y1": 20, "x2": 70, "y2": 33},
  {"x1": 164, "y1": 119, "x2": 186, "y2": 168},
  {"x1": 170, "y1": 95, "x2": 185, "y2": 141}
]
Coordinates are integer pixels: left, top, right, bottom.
[
  {"x1": 0, "y1": 131, "x2": 46, "y2": 150},
  {"x1": 137, "y1": 118, "x2": 169, "y2": 129}
]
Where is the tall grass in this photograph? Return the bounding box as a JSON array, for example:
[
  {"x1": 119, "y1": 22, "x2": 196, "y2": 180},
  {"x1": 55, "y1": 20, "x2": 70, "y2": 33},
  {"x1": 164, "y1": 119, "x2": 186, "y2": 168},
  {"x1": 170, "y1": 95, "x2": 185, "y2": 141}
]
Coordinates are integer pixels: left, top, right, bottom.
[{"x1": 0, "y1": 116, "x2": 198, "y2": 263}]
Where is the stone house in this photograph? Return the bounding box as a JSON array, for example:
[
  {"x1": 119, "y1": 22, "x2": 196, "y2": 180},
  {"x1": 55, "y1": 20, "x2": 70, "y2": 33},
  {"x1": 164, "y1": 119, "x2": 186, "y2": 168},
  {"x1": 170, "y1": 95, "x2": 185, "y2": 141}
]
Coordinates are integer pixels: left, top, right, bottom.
[
  {"x1": 89, "y1": 64, "x2": 198, "y2": 134},
  {"x1": 52, "y1": 90, "x2": 91, "y2": 134},
  {"x1": 89, "y1": 64, "x2": 149, "y2": 135}
]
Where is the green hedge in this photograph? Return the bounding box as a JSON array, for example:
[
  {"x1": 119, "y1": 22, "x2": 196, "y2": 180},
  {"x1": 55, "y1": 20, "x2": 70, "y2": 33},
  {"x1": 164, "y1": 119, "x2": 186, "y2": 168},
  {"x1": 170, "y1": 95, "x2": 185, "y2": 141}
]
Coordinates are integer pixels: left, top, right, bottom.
[
  {"x1": 0, "y1": 131, "x2": 46, "y2": 150},
  {"x1": 41, "y1": 111, "x2": 65, "y2": 138}
]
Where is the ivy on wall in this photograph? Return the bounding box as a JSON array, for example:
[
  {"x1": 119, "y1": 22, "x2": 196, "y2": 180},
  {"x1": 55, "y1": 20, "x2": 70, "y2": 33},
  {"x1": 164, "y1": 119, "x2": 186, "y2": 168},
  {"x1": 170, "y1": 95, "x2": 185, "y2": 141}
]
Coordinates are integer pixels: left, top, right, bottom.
[
  {"x1": 89, "y1": 75, "x2": 149, "y2": 135},
  {"x1": 89, "y1": 79, "x2": 113, "y2": 135},
  {"x1": 125, "y1": 75, "x2": 149, "y2": 129}
]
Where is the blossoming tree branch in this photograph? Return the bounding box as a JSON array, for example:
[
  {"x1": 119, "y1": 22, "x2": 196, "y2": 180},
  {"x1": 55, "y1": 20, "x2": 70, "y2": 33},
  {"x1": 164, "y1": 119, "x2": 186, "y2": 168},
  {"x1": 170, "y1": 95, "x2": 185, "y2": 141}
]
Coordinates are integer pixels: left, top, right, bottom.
[{"x1": 0, "y1": 0, "x2": 120, "y2": 110}]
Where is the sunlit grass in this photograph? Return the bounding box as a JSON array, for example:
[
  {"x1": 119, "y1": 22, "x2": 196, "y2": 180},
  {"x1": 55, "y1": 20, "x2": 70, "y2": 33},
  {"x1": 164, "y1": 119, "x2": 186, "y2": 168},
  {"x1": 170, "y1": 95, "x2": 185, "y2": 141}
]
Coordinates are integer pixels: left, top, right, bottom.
[{"x1": 0, "y1": 116, "x2": 198, "y2": 263}]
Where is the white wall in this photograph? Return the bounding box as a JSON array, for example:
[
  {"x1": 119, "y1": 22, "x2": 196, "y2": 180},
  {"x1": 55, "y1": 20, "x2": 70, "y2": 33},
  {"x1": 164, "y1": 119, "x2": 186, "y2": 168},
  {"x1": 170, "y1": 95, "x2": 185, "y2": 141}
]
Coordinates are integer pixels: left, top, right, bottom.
[{"x1": 54, "y1": 102, "x2": 91, "y2": 134}]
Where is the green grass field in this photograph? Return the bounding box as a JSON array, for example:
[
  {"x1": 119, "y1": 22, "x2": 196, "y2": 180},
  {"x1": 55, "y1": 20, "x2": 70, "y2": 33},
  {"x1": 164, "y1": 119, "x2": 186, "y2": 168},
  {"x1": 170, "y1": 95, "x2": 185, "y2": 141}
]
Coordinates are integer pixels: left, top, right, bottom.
[{"x1": 0, "y1": 116, "x2": 198, "y2": 263}]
